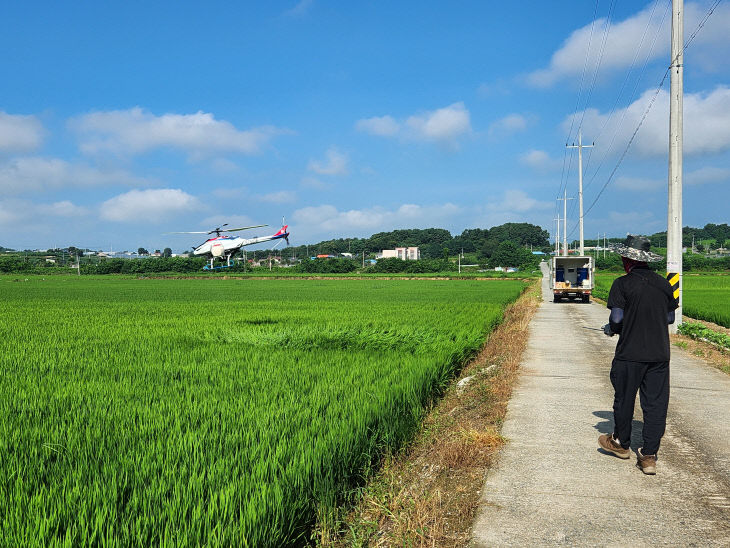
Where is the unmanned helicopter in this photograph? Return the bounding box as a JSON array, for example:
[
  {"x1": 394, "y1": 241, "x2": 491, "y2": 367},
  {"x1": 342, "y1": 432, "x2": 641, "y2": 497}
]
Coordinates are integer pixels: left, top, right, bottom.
[{"x1": 167, "y1": 222, "x2": 290, "y2": 269}]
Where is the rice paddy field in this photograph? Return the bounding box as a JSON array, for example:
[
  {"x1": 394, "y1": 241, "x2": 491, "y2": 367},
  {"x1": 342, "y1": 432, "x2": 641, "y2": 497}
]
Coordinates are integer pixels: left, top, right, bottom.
[
  {"x1": 0, "y1": 276, "x2": 526, "y2": 546},
  {"x1": 594, "y1": 273, "x2": 730, "y2": 328}
]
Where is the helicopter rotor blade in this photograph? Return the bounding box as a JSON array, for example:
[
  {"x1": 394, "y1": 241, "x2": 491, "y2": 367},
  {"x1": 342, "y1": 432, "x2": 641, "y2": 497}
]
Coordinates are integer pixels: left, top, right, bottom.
[
  {"x1": 166, "y1": 223, "x2": 267, "y2": 236},
  {"x1": 220, "y1": 224, "x2": 268, "y2": 233}
]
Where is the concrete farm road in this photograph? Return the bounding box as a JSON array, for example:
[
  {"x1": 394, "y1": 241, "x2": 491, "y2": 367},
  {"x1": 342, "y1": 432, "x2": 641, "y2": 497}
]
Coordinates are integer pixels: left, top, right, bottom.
[{"x1": 472, "y1": 262, "x2": 730, "y2": 546}]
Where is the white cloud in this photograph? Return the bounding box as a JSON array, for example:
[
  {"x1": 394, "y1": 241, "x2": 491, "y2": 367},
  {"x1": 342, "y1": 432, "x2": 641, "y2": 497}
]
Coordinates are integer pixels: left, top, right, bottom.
[
  {"x1": 0, "y1": 199, "x2": 88, "y2": 225},
  {"x1": 607, "y1": 210, "x2": 660, "y2": 231},
  {"x1": 284, "y1": 0, "x2": 313, "y2": 17},
  {"x1": 686, "y1": 166, "x2": 730, "y2": 185},
  {"x1": 477, "y1": 80, "x2": 511, "y2": 97},
  {"x1": 355, "y1": 115, "x2": 400, "y2": 136},
  {"x1": 209, "y1": 158, "x2": 241, "y2": 173},
  {"x1": 0, "y1": 157, "x2": 151, "y2": 195},
  {"x1": 487, "y1": 189, "x2": 552, "y2": 214},
  {"x1": 37, "y1": 200, "x2": 89, "y2": 217},
  {"x1": 614, "y1": 166, "x2": 730, "y2": 191},
  {"x1": 0, "y1": 200, "x2": 24, "y2": 225},
  {"x1": 520, "y1": 149, "x2": 562, "y2": 173},
  {"x1": 405, "y1": 102, "x2": 471, "y2": 141},
  {"x1": 566, "y1": 86, "x2": 730, "y2": 157},
  {"x1": 292, "y1": 202, "x2": 461, "y2": 236},
  {"x1": 211, "y1": 187, "x2": 296, "y2": 205},
  {"x1": 527, "y1": 2, "x2": 730, "y2": 87},
  {"x1": 69, "y1": 107, "x2": 288, "y2": 157},
  {"x1": 475, "y1": 189, "x2": 552, "y2": 228},
  {"x1": 300, "y1": 176, "x2": 330, "y2": 190},
  {"x1": 0, "y1": 111, "x2": 45, "y2": 152},
  {"x1": 489, "y1": 114, "x2": 528, "y2": 137},
  {"x1": 308, "y1": 147, "x2": 348, "y2": 175},
  {"x1": 100, "y1": 189, "x2": 200, "y2": 222},
  {"x1": 614, "y1": 175, "x2": 664, "y2": 191},
  {"x1": 212, "y1": 187, "x2": 248, "y2": 199},
  {"x1": 356, "y1": 102, "x2": 472, "y2": 144},
  {"x1": 255, "y1": 190, "x2": 297, "y2": 204}
]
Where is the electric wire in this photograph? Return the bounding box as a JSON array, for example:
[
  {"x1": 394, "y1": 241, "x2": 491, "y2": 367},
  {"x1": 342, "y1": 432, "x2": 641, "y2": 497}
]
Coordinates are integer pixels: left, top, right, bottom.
[
  {"x1": 567, "y1": 0, "x2": 617, "y2": 224},
  {"x1": 566, "y1": 0, "x2": 724, "y2": 240},
  {"x1": 583, "y1": 0, "x2": 671, "y2": 191},
  {"x1": 556, "y1": 0, "x2": 600, "y2": 243},
  {"x1": 576, "y1": 0, "x2": 617, "y2": 142},
  {"x1": 583, "y1": 0, "x2": 666, "y2": 188},
  {"x1": 564, "y1": 0, "x2": 601, "y2": 147}
]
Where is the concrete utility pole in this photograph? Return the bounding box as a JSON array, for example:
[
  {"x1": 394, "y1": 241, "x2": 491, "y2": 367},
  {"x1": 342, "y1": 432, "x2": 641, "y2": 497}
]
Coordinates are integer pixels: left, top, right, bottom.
[
  {"x1": 558, "y1": 190, "x2": 574, "y2": 256},
  {"x1": 667, "y1": 0, "x2": 683, "y2": 331},
  {"x1": 554, "y1": 216, "x2": 561, "y2": 254},
  {"x1": 567, "y1": 130, "x2": 594, "y2": 256}
]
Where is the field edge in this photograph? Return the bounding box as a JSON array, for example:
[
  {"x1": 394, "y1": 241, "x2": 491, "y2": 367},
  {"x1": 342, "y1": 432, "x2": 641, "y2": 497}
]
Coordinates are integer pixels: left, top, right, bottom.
[{"x1": 312, "y1": 279, "x2": 542, "y2": 547}]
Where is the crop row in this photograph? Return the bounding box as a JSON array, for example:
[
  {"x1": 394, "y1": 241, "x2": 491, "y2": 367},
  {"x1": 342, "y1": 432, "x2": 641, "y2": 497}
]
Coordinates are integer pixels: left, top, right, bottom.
[{"x1": 0, "y1": 277, "x2": 525, "y2": 546}]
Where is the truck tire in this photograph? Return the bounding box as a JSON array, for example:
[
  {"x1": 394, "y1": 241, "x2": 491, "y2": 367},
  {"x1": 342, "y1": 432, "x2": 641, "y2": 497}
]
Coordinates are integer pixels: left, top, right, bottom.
[
  {"x1": 582, "y1": 295, "x2": 590, "y2": 303},
  {"x1": 553, "y1": 295, "x2": 561, "y2": 303}
]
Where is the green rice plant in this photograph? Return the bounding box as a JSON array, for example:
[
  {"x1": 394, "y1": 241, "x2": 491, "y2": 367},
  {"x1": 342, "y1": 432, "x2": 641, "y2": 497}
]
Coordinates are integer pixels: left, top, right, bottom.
[
  {"x1": 0, "y1": 276, "x2": 525, "y2": 546},
  {"x1": 682, "y1": 275, "x2": 730, "y2": 328}
]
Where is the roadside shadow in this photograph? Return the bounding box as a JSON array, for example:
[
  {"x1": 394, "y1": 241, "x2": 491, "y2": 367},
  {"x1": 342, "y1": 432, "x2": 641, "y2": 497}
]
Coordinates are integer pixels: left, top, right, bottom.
[{"x1": 593, "y1": 410, "x2": 644, "y2": 452}]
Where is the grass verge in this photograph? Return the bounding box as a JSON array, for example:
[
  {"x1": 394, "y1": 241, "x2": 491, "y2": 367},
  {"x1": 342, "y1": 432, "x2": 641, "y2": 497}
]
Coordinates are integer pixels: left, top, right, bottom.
[
  {"x1": 313, "y1": 280, "x2": 542, "y2": 546},
  {"x1": 672, "y1": 316, "x2": 730, "y2": 376}
]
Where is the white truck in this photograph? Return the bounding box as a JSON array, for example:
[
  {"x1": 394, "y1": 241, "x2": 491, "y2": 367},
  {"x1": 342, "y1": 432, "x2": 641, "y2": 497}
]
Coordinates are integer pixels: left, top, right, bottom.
[{"x1": 550, "y1": 255, "x2": 594, "y2": 303}]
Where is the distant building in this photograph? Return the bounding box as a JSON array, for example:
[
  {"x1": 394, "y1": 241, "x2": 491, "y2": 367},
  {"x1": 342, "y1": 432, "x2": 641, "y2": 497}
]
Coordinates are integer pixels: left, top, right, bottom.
[{"x1": 377, "y1": 247, "x2": 420, "y2": 260}]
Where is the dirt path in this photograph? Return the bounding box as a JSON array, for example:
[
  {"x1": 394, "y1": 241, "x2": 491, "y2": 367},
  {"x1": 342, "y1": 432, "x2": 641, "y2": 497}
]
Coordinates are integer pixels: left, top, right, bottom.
[{"x1": 471, "y1": 262, "x2": 730, "y2": 546}]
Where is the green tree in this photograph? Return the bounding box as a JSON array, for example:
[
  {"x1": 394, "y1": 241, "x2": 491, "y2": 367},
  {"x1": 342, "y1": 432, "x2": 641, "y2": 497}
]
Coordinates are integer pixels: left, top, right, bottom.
[
  {"x1": 163, "y1": 248, "x2": 172, "y2": 258},
  {"x1": 490, "y1": 241, "x2": 524, "y2": 267}
]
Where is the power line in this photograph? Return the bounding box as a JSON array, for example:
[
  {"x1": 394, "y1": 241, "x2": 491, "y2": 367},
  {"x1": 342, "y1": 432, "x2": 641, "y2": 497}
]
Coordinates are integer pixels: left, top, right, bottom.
[
  {"x1": 564, "y1": 0, "x2": 601, "y2": 147},
  {"x1": 576, "y1": 0, "x2": 617, "y2": 142},
  {"x1": 559, "y1": 0, "x2": 604, "y2": 230},
  {"x1": 583, "y1": 0, "x2": 667, "y2": 186},
  {"x1": 567, "y1": 0, "x2": 725, "y2": 239}
]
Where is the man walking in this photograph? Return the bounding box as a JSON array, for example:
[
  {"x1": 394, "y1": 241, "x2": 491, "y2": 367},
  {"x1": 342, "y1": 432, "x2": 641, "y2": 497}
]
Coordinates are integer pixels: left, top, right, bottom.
[{"x1": 597, "y1": 235, "x2": 678, "y2": 475}]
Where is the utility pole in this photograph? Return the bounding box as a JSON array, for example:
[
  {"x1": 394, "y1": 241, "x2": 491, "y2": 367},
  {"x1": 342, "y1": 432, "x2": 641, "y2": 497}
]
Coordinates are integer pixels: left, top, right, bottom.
[
  {"x1": 667, "y1": 0, "x2": 683, "y2": 331},
  {"x1": 554, "y1": 216, "x2": 561, "y2": 254},
  {"x1": 567, "y1": 130, "x2": 594, "y2": 256},
  {"x1": 557, "y1": 190, "x2": 573, "y2": 256}
]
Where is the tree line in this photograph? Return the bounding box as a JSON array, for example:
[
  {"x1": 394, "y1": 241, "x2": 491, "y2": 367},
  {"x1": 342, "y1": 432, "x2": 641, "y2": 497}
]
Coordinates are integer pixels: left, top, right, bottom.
[{"x1": 284, "y1": 222, "x2": 551, "y2": 260}]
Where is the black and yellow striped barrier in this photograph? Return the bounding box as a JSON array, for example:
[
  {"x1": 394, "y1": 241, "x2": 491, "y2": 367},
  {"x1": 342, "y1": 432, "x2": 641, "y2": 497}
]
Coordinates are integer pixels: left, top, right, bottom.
[{"x1": 667, "y1": 272, "x2": 680, "y2": 305}]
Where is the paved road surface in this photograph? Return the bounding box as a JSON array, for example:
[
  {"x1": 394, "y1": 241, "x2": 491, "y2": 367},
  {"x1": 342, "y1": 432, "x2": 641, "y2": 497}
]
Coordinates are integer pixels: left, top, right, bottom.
[{"x1": 472, "y1": 262, "x2": 730, "y2": 546}]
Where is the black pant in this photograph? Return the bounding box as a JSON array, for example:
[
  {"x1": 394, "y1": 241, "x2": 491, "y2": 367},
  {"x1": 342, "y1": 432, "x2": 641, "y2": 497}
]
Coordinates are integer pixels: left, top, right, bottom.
[{"x1": 610, "y1": 358, "x2": 670, "y2": 455}]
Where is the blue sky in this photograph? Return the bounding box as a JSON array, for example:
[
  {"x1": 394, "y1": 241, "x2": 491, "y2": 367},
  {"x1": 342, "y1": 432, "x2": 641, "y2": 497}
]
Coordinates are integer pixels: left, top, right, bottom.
[{"x1": 1, "y1": 1, "x2": 729, "y2": 251}]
